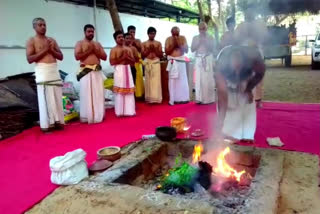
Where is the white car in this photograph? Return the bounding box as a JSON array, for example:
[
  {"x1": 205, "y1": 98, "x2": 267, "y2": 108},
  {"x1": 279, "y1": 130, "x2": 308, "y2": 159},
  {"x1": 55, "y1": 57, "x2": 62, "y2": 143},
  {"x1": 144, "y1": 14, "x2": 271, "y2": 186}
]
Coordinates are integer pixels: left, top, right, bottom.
[{"x1": 311, "y1": 33, "x2": 320, "y2": 69}]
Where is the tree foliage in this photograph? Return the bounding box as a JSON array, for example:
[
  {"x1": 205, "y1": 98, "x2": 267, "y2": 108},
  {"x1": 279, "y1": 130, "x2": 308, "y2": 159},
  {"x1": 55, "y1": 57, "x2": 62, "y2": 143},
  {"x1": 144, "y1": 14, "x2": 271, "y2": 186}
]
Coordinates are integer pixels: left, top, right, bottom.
[
  {"x1": 171, "y1": 0, "x2": 198, "y2": 12},
  {"x1": 165, "y1": 0, "x2": 302, "y2": 41},
  {"x1": 169, "y1": 0, "x2": 237, "y2": 40}
]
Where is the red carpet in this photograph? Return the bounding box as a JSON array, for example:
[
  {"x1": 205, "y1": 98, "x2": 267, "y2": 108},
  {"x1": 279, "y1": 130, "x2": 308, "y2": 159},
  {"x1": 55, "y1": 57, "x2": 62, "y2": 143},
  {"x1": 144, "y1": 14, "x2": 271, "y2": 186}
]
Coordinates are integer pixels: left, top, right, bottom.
[{"x1": 0, "y1": 102, "x2": 319, "y2": 214}]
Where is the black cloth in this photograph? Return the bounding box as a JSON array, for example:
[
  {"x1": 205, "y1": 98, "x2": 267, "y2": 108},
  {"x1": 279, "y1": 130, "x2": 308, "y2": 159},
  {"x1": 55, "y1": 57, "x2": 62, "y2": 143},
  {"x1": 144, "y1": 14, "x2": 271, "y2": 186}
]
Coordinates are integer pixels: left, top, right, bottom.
[
  {"x1": 130, "y1": 65, "x2": 137, "y2": 86},
  {"x1": 77, "y1": 64, "x2": 102, "y2": 81}
]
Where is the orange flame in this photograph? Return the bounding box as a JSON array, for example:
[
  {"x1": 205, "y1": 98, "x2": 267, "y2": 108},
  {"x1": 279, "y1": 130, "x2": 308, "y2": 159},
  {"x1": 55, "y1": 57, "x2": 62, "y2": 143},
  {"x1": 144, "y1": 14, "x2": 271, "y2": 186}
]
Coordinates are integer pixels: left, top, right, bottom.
[
  {"x1": 192, "y1": 141, "x2": 203, "y2": 164},
  {"x1": 213, "y1": 147, "x2": 245, "y2": 182}
]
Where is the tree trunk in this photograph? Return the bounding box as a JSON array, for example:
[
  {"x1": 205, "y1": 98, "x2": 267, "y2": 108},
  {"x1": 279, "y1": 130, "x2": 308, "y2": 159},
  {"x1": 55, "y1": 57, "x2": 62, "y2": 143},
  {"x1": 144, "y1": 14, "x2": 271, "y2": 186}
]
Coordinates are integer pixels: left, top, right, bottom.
[
  {"x1": 221, "y1": 14, "x2": 226, "y2": 34},
  {"x1": 197, "y1": 0, "x2": 219, "y2": 45},
  {"x1": 106, "y1": 0, "x2": 123, "y2": 32},
  {"x1": 216, "y1": 0, "x2": 221, "y2": 19},
  {"x1": 207, "y1": 0, "x2": 213, "y2": 17},
  {"x1": 230, "y1": 0, "x2": 236, "y2": 18},
  {"x1": 206, "y1": 0, "x2": 219, "y2": 45},
  {"x1": 197, "y1": 0, "x2": 205, "y2": 21},
  {"x1": 212, "y1": 22, "x2": 219, "y2": 46},
  {"x1": 216, "y1": 0, "x2": 223, "y2": 36}
]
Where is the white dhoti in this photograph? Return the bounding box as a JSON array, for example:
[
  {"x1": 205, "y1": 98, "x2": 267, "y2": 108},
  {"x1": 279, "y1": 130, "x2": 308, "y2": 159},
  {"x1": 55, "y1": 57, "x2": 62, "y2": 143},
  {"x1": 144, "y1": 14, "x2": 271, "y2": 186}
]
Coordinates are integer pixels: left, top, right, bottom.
[
  {"x1": 194, "y1": 54, "x2": 216, "y2": 104},
  {"x1": 35, "y1": 63, "x2": 64, "y2": 129},
  {"x1": 113, "y1": 65, "x2": 135, "y2": 116},
  {"x1": 79, "y1": 67, "x2": 105, "y2": 124},
  {"x1": 167, "y1": 56, "x2": 190, "y2": 105},
  {"x1": 144, "y1": 58, "x2": 162, "y2": 103},
  {"x1": 220, "y1": 81, "x2": 256, "y2": 140}
]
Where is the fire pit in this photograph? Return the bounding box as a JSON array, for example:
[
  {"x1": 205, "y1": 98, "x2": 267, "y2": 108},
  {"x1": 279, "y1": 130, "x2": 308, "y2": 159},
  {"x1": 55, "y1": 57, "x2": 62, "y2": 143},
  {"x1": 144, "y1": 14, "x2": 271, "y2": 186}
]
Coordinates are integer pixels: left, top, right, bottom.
[
  {"x1": 27, "y1": 139, "x2": 320, "y2": 214},
  {"x1": 112, "y1": 140, "x2": 261, "y2": 213}
]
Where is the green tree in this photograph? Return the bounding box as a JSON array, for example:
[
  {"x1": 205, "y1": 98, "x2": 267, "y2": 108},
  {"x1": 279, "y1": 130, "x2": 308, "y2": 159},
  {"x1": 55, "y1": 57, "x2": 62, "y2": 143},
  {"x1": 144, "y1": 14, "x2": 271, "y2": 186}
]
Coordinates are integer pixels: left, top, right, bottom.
[
  {"x1": 171, "y1": 0, "x2": 198, "y2": 12},
  {"x1": 196, "y1": 0, "x2": 236, "y2": 42},
  {"x1": 168, "y1": 0, "x2": 238, "y2": 42},
  {"x1": 237, "y1": 0, "x2": 292, "y2": 26}
]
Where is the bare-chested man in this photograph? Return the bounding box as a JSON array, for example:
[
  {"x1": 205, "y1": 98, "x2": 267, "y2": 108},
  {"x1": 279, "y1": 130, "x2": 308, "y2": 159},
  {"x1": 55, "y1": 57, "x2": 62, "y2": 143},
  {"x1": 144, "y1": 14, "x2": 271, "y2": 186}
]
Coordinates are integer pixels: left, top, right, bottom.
[
  {"x1": 127, "y1": 25, "x2": 142, "y2": 52},
  {"x1": 141, "y1": 27, "x2": 163, "y2": 104},
  {"x1": 74, "y1": 24, "x2": 107, "y2": 124},
  {"x1": 26, "y1": 17, "x2": 64, "y2": 132},
  {"x1": 220, "y1": 17, "x2": 236, "y2": 49},
  {"x1": 165, "y1": 26, "x2": 189, "y2": 105},
  {"x1": 127, "y1": 25, "x2": 144, "y2": 99},
  {"x1": 124, "y1": 33, "x2": 140, "y2": 76},
  {"x1": 191, "y1": 22, "x2": 216, "y2": 104},
  {"x1": 215, "y1": 45, "x2": 265, "y2": 141},
  {"x1": 124, "y1": 33, "x2": 139, "y2": 61},
  {"x1": 110, "y1": 31, "x2": 136, "y2": 117},
  {"x1": 235, "y1": 5, "x2": 268, "y2": 108}
]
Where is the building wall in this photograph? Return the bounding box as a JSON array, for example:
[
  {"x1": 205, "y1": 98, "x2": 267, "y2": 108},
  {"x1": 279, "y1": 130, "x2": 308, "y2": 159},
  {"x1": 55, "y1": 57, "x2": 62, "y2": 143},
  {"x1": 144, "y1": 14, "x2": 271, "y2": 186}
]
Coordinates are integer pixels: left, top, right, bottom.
[{"x1": 0, "y1": 0, "x2": 198, "y2": 78}]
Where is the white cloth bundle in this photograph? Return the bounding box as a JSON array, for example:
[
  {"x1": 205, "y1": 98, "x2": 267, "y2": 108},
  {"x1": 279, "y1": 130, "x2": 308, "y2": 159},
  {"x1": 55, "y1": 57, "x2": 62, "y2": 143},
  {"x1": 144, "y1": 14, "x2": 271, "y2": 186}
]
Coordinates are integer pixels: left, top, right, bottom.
[{"x1": 50, "y1": 149, "x2": 88, "y2": 185}]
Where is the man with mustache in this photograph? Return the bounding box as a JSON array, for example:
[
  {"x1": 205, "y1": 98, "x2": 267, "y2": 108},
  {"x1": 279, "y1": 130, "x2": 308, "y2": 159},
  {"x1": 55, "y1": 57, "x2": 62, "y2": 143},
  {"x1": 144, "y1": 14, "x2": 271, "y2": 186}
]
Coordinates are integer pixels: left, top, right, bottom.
[
  {"x1": 74, "y1": 24, "x2": 107, "y2": 124},
  {"x1": 141, "y1": 27, "x2": 163, "y2": 104},
  {"x1": 26, "y1": 17, "x2": 64, "y2": 132}
]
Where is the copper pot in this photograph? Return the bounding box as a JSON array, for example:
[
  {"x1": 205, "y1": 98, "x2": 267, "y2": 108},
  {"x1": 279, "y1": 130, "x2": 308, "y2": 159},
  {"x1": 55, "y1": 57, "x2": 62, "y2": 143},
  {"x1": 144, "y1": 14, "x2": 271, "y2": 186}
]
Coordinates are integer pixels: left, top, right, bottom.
[{"x1": 97, "y1": 146, "x2": 121, "y2": 162}]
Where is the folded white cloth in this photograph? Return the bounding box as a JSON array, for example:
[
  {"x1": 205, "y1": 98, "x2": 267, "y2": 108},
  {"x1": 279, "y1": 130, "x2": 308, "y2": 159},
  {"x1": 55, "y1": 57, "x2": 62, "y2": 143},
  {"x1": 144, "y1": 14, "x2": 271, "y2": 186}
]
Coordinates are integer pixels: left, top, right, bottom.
[
  {"x1": 50, "y1": 149, "x2": 88, "y2": 185},
  {"x1": 267, "y1": 137, "x2": 284, "y2": 147},
  {"x1": 166, "y1": 55, "x2": 186, "y2": 79},
  {"x1": 35, "y1": 63, "x2": 61, "y2": 83}
]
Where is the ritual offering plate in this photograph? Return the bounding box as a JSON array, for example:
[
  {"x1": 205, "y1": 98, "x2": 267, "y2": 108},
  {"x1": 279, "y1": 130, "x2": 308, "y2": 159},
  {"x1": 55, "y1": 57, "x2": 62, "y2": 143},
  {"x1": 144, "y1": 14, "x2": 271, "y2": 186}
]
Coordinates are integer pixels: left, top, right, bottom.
[
  {"x1": 191, "y1": 129, "x2": 204, "y2": 137},
  {"x1": 89, "y1": 159, "x2": 113, "y2": 173},
  {"x1": 97, "y1": 146, "x2": 121, "y2": 161}
]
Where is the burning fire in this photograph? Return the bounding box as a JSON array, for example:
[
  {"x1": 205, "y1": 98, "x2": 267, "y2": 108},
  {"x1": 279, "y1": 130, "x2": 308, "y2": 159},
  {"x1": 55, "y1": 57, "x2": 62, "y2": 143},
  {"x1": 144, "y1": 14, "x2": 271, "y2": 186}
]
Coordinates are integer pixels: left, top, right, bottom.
[
  {"x1": 191, "y1": 143, "x2": 246, "y2": 183},
  {"x1": 213, "y1": 147, "x2": 245, "y2": 182},
  {"x1": 192, "y1": 141, "x2": 203, "y2": 164}
]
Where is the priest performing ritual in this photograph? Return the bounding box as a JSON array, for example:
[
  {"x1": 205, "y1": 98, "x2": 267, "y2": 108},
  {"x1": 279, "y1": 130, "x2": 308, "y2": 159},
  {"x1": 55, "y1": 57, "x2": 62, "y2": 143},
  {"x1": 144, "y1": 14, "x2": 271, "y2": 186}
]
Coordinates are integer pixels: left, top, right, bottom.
[{"x1": 215, "y1": 45, "x2": 265, "y2": 141}]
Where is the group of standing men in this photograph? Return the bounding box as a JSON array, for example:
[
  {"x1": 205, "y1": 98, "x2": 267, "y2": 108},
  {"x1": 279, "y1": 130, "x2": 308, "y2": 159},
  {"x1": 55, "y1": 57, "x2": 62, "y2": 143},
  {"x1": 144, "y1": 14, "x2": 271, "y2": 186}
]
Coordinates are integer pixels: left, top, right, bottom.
[
  {"x1": 110, "y1": 24, "x2": 192, "y2": 116},
  {"x1": 26, "y1": 17, "x2": 195, "y2": 132},
  {"x1": 26, "y1": 5, "x2": 266, "y2": 142}
]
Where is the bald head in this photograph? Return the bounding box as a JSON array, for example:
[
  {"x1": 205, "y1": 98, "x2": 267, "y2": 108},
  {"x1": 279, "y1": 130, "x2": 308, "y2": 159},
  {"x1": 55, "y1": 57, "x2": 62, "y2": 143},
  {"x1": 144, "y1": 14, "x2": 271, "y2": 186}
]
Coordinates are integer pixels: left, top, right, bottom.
[
  {"x1": 199, "y1": 22, "x2": 207, "y2": 35},
  {"x1": 171, "y1": 26, "x2": 180, "y2": 36}
]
